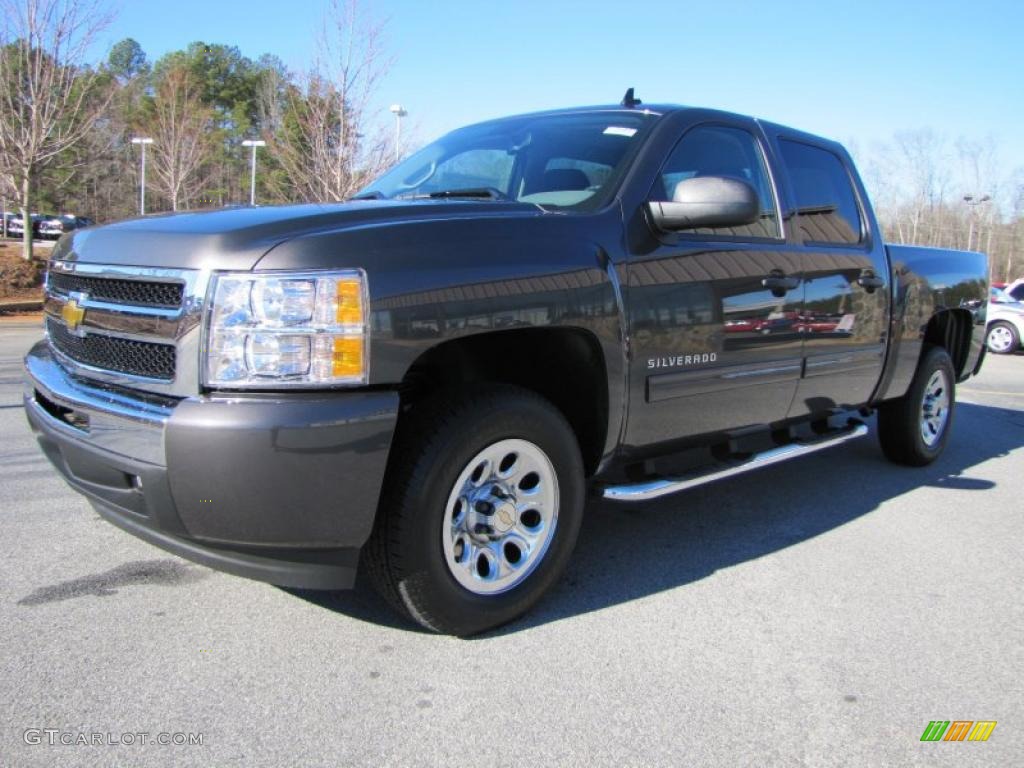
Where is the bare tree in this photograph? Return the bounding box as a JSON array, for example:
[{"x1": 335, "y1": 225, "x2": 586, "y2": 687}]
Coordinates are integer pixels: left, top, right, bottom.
[
  {"x1": 956, "y1": 137, "x2": 1000, "y2": 253},
  {"x1": 858, "y1": 127, "x2": 1024, "y2": 282},
  {"x1": 146, "y1": 65, "x2": 214, "y2": 211},
  {"x1": 261, "y1": 0, "x2": 394, "y2": 202},
  {"x1": 892, "y1": 129, "x2": 952, "y2": 245},
  {"x1": 0, "y1": 0, "x2": 113, "y2": 259},
  {"x1": 1005, "y1": 177, "x2": 1024, "y2": 282}
]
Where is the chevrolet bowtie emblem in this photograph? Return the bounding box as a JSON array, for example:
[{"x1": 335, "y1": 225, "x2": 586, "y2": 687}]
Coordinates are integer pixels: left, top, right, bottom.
[{"x1": 62, "y1": 298, "x2": 86, "y2": 331}]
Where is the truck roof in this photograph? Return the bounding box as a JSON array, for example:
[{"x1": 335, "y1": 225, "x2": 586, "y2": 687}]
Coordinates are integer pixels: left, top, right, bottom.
[{"x1": 465, "y1": 102, "x2": 846, "y2": 154}]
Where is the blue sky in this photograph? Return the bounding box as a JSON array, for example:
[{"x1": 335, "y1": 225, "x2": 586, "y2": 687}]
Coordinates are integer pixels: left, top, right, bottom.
[{"x1": 95, "y1": 0, "x2": 1023, "y2": 171}]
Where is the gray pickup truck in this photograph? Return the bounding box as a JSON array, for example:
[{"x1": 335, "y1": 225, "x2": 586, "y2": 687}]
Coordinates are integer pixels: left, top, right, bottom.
[{"x1": 25, "y1": 94, "x2": 988, "y2": 634}]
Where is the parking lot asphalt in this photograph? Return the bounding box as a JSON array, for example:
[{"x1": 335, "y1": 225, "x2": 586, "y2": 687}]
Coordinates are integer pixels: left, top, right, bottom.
[{"x1": 1, "y1": 322, "x2": 1021, "y2": 767}]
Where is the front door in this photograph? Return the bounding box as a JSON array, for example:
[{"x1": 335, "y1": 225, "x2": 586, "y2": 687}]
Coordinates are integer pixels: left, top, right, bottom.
[{"x1": 625, "y1": 122, "x2": 805, "y2": 447}]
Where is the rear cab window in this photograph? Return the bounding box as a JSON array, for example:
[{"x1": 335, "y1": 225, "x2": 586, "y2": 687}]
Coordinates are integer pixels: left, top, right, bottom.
[{"x1": 778, "y1": 139, "x2": 863, "y2": 245}]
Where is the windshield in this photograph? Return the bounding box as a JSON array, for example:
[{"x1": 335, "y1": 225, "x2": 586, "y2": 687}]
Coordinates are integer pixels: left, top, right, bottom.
[{"x1": 356, "y1": 111, "x2": 657, "y2": 210}]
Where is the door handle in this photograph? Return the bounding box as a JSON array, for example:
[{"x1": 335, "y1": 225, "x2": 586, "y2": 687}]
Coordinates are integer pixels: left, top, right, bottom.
[
  {"x1": 762, "y1": 270, "x2": 800, "y2": 298},
  {"x1": 857, "y1": 270, "x2": 884, "y2": 293}
]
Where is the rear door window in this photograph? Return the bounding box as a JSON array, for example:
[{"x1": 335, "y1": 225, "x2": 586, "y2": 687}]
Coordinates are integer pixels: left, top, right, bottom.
[{"x1": 778, "y1": 140, "x2": 863, "y2": 245}]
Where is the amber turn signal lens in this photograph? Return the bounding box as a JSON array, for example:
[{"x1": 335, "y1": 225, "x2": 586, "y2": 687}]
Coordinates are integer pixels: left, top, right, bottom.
[
  {"x1": 332, "y1": 337, "x2": 364, "y2": 378},
  {"x1": 336, "y1": 279, "x2": 363, "y2": 326}
]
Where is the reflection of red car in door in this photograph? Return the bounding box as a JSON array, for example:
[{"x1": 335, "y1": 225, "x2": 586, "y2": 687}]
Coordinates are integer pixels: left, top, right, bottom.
[
  {"x1": 795, "y1": 313, "x2": 840, "y2": 333},
  {"x1": 724, "y1": 311, "x2": 798, "y2": 334},
  {"x1": 755, "y1": 311, "x2": 798, "y2": 334},
  {"x1": 723, "y1": 317, "x2": 760, "y2": 333}
]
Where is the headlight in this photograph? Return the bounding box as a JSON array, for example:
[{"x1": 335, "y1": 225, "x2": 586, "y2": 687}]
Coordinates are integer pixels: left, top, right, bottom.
[{"x1": 203, "y1": 269, "x2": 368, "y2": 388}]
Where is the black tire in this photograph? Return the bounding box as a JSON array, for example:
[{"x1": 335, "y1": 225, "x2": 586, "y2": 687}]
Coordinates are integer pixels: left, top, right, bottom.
[
  {"x1": 363, "y1": 385, "x2": 585, "y2": 636},
  {"x1": 877, "y1": 345, "x2": 956, "y2": 466},
  {"x1": 985, "y1": 321, "x2": 1019, "y2": 354}
]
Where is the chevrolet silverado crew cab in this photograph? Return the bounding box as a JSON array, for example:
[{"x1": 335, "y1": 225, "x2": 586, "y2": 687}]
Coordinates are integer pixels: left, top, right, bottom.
[{"x1": 25, "y1": 92, "x2": 988, "y2": 635}]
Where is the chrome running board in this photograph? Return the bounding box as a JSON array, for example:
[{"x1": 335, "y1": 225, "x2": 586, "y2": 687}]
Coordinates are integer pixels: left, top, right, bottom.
[{"x1": 602, "y1": 421, "x2": 868, "y2": 502}]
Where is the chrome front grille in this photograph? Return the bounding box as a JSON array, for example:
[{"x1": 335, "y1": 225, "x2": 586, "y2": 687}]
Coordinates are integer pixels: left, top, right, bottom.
[
  {"x1": 46, "y1": 318, "x2": 177, "y2": 379},
  {"x1": 47, "y1": 272, "x2": 185, "y2": 309},
  {"x1": 44, "y1": 261, "x2": 209, "y2": 397}
]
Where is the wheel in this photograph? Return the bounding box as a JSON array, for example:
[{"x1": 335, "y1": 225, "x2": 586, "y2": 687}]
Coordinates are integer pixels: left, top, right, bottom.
[
  {"x1": 986, "y1": 321, "x2": 1019, "y2": 354},
  {"x1": 877, "y1": 345, "x2": 955, "y2": 466},
  {"x1": 364, "y1": 385, "x2": 585, "y2": 635}
]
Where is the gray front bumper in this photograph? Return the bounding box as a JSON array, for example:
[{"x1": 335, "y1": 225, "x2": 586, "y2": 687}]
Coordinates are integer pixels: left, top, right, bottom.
[{"x1": 24, "y1": 340, "x2": 400, "y2": 589}]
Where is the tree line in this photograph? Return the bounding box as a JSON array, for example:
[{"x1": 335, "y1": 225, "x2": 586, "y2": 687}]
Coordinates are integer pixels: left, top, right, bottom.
[
  {"x1": 1, "y1": 0, "x2": 1021, "y2": 283},
  {"x1": 853, "y1": 131, "x2": 1023, "y2": 283},
  {"x1": 1, "y1": 0, "x2": 394, "y2": 260}
]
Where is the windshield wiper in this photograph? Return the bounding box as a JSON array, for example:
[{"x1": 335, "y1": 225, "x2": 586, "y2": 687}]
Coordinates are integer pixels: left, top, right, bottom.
[
  {"x1": 395, "y1": 187, "x2": 511, "y2": 201},
  {"x1": 349, "y1": 191, "x2": 387, "y2": 200}
]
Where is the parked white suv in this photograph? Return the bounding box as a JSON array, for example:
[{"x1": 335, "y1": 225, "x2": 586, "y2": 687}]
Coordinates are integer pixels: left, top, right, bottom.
[
  {"x1": 987, "y1": 287, "x2": 1024, "y2": 354},
  {"x1": 1003, "y1": 279, "x2": 1024, "y2": 302}
]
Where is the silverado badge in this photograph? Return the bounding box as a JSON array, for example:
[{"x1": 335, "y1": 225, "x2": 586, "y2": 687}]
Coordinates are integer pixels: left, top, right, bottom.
[{"x1": 647, "y1": 353, "x2": 717, "y2": 369}]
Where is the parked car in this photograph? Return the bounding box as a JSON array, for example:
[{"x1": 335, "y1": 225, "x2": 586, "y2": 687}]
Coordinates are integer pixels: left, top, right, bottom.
[
  {"x1": 2, "y1": 212, "x2": 16, "y2": 236},
  {"x1": 986, "y1": 287, "x2": 1024, "y2": 354},
  {"x1": 25, "y1": 94, "x2": 989, "y2": 635},
  {"x1": 38, "y1": 215, "x2": 94, "y2": 240},
  {"x1": 8, "y1": 213, "x2": 28, "y2": 237},
  {"x1": 9, "y1": 213, "x2": 56, "y2": 239},
  {"x1": 31, "y1": 213, "x2": 58, "y2": 238}
]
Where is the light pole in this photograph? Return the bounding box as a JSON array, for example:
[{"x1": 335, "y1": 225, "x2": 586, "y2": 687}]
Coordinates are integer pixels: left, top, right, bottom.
[
  {"x1": 241, "y1": 139, "x2": 266, "y2": 206},
  {"x1": 389, "y1": 104, "x2": 407, "y2": 157},
  {"x1": 131, "y1": 137, "x2": 153, "y2": 215},
  {"x1": 963, "y1": 194, "x2": 991, "y2": 251}
]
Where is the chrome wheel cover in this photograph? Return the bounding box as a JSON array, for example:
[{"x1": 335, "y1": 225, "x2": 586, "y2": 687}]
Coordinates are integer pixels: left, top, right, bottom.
[
  {"x1": 442, "y1": 438, "x2": 559, "y2": 595},
  {"x1": 987, "y1": 325, "x2": 1015, "y2": 353},
  {"x1": 920, "y1": 369, "x2": 950, "y2": 448}
]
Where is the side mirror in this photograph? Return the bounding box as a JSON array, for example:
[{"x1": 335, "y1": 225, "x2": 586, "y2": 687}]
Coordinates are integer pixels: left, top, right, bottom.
[{"x1": 647, "y1": 176, "x2": 760, "y2": 232}]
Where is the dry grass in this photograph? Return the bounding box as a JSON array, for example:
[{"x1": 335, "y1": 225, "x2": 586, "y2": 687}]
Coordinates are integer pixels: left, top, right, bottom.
[{"x1": 0, "y1": 245, "x2": 46, "y2": 301}]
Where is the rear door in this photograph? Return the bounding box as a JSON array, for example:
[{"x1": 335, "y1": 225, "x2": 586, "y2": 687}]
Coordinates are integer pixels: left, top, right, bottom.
[
  {"x1": 626, "y1": 120, "x2": 806, "y2": 446},
  {"x1": 774, "y1": 137, "x2": 890, "y2": 416}
]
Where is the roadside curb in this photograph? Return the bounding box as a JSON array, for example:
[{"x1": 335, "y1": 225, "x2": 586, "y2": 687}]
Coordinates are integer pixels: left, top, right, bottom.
[{"x1": 0, "y1": 300, "x2": 43, "y2": 313}]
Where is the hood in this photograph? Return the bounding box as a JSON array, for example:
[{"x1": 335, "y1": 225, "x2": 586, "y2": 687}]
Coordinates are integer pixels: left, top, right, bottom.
[
  {"x1": 990, "y1": 299, "x2": 1024, "y2": 313},
  {"x1": 51, "y1": 200, "x2": 542, "y2": 271}
]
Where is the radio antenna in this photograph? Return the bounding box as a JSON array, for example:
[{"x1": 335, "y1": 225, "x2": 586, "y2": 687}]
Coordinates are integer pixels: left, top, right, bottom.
[{"x1": 621, "y1": 88, "x2": 641, "y2": 108}]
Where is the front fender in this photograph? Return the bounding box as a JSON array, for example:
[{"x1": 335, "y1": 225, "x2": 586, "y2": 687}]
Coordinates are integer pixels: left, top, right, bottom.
[{"x1": 255, "y1": 209, "x2": 630, "y2": 459}]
